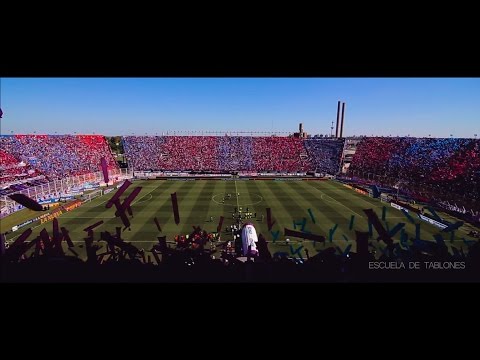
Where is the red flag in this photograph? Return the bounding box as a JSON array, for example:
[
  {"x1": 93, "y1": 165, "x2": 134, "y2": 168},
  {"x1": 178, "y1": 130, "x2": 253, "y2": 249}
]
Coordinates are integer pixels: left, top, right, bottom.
[
  {"x1": 61, "y1": 227, "x2": 74, "y2": 248},
  {"x1": 284, "y1": 228, "x2": 326, "y2": 242},
  {"x1": 126, "y1": 205, "x2": 133, "y2": 217},
  {"x1": 171, "y1": 192, "x2": 180, "y2": 225},
  {"x1": 114, "y1": 186, "x2": 142, "y2": 215},
  {"x1": 83, "y1": 220, "x2": 104, "y2": 233},
  {"x1": 216, "y1": 216, "x2": 224, "y2": 233},
  {"x1": 100, "y1": 157, "x2": 109, "y2": 183},
  {"x1": 8, "y1": 193, "x2": 44, "y2": 211},
  {"x1": 154, "y1": 217, "x2": 162, "y2": 232},
  {"x1": 266, "y1": 208, "x2": 275, "y2": 231},
  {"x1": 106, "y1": 180, "x2": 132, "y2": 208}
]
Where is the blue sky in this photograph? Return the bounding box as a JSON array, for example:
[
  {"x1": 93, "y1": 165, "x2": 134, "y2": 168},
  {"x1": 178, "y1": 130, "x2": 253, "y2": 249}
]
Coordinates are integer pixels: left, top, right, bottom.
[{"x1": 1, "y1": 78, "x2": 479, "y2": 137}]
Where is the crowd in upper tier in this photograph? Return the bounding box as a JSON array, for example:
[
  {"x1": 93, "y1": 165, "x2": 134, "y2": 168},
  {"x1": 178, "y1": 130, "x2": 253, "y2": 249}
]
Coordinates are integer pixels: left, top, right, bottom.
[
  {"x1": 350, "y1": 137, "x2": 480, "y2": 209},
  {"x1": 3, "y1": 134, "x2": 479, "y2": 211},
  {"x1": 122, "y1": 136, "x2": 344, "y2": 173},
  {"x1": 304, "y1": 139, "x2": 345, "y2": 175},
  {"x1": 0, "y1": 135, "x2": 117, "y2": 184}
]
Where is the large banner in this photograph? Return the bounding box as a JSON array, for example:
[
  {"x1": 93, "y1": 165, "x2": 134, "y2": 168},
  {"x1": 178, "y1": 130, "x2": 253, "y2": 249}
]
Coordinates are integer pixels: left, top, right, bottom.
[
  {"x1": 417, "y1": 214, "x2": 448, "y2": 229},
  {"x1": 63, "y1": 191, "x2": 83, "y2": 196},
  {"x1": 354, "y1": 187, "x2": 368, "y2": 196},
  {"x1": 40, "y1": 200, "x2": 82, "y2": 224},
  {"x1": 391, "y1": 202, "x2": 409, "y2": 212},
  {"x1": 82, "y1": 182, "x2": 100, "y2": 190},
  {"x1": 103, "y1": 187, "x2": 115, "y2": 195},
  {"x1": 11, "y1": 200, "x2": 83, "y2": 230},
  {"x1": 60, "y1": 195, "x2": 76, "y2": 201},
  {"x1": 38, "y1": 198, "x2": 60, "y2": 205}
]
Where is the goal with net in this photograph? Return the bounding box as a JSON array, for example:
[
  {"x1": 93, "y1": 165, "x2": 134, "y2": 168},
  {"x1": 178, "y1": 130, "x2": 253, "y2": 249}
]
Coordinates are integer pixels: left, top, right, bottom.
[{"x1": 81, "y1": 188, "x2": 103, "y2": 203}]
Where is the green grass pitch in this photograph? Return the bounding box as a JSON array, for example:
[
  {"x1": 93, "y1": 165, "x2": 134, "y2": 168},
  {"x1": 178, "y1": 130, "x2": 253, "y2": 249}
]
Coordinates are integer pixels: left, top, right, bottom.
[{"x1": 2, "y1": 179, "x2": 476, "y2": 260}]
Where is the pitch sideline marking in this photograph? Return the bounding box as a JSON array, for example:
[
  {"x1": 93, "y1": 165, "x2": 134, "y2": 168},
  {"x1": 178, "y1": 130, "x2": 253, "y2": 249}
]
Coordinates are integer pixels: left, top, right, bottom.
[
  {"x1": 132, "y1": 193, "x2": 152, "y2": 205},
  {"x1": 83, "y1": 182, "x2": 159, "y2": 209}
]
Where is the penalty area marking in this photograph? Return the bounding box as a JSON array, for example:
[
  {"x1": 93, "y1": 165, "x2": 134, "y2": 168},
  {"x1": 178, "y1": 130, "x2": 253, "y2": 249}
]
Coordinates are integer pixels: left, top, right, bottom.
[
  {"x1": 61, "y1": 193, "x2": 153, "y2": 218},
  {"x1": 82, "y1": 199, "x2": 109, "y2": 208},
  {"x1": 84, "y1": 183, "x2": 158, "y2": 209},
  {"x1": 310, "y1": 187, "x2": 364, "y2": 218},
  {"x1": 132, "y1": 193, "x2": 152, "y2": 205},
  {"x1": 6, "y1": 192, "x2": 156, "y2": 241},
  {"x1": 211, "y1": 193, "x2": 263, "y2": 207},
  {"x1": 319, "y1": 193, "x2": 364, "y2": 218}
]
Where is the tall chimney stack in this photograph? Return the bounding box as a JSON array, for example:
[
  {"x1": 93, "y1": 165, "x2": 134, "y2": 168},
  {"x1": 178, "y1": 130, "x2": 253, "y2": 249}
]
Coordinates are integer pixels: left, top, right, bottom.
[
  {"x1": 335, "y1": 101, "x2": 341, "y2": 138},
  {"x1": 299, "y1": 123, "x2": 303, "y2": 134},
  {"x1": 340, "y1": 102, "x2": 346, "y2": 138}
]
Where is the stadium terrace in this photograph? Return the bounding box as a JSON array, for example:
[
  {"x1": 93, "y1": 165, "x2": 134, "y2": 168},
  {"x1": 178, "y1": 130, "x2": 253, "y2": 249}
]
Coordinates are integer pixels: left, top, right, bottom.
[{"x1": 1, "y1": 132, "x2": 480, "y2": 282}]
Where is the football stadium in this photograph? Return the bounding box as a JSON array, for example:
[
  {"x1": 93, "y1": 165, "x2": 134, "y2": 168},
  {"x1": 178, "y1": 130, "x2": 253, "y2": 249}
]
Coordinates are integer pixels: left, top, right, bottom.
[{"x1": 1, "y1": 89, "x2": 480, "y2": 282}]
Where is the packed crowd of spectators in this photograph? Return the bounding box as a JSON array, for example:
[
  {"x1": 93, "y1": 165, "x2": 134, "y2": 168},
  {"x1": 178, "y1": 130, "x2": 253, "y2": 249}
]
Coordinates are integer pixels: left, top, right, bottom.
[
  {"x1": 0, "y1": 137, "x2": 37, "y2": 183},
  {"x1": 304, "y1": 139, "x2": 345, "y2": 175},
  {"x1": 122, "y1": 136, "x2": 343, "y2": 173},
  {"x1": 0, "y1": 149, "x2": 20, "y2": 168},
  {"x1": 217, "y1": 136, "x2": 254, "y2": 171},
  {"x1": 123, "y1": 136, "x2": 166, "y2": 170},
  {"x1": 0, "y1": 135, "x2": 118, "y2": 185},
  {"x1": 0, "y1": 166, "x2": 36, "y2": 183},
  {"x1": 252, "y1": 136, "x2": 310, "y2": 172},
  {"x1": 350, "y1": 137, "x2": 480, "y2": 212},
  {"x1": 161, "y1": 136, "x2": 218, "y2": 171}
]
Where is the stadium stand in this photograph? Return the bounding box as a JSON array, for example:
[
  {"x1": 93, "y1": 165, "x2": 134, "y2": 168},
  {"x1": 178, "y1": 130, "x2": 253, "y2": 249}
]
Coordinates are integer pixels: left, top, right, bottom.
[
  {"x1": 0, "y1": 137, "x2": 38, "y2": 183},
  {"x1": 122, "y1": 136, "x2": 166, "y2": 171},
  {"x1": 2, "y1": 134, "x2": 347, "y2": 184},
  {"x1": 0, "y1": 135, "x2": 118, "y2": 182},
  {"x1": 160, "y1": 136, "x2": 218, "y2": 171},
  {"x1": 304, "y1": 138, "x2": 345, "y2": 174},
  {"x1": 217, "y1": 136, "x2": 254, "y2": 171},
  {"x1": 349, "y1": 137, "x2": 480, "y2": 213},
  {"x1": 3, "y1": 134, "x2": 480, "y2": 282},
  {"x1": 122, "y1": 136, "x2": 345, "y2": 173},
  {"x1": 252, "y1": 136, "x2": 311, "y2": 172}
]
